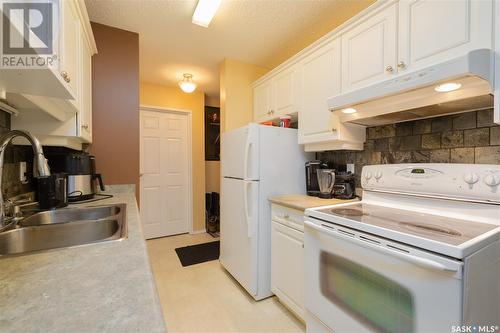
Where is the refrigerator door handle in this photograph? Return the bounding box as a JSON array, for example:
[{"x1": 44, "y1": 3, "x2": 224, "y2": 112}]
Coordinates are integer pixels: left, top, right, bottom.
[
  {"x1": 243, "y1": 138, "x2": 252, "y2": 180},
  {"x1": 244, "y1": 181, "x2": 253, "y2": 238}
]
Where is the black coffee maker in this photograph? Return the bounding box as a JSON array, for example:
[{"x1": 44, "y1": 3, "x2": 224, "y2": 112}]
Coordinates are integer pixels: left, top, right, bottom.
[{"x1": 305, "y1": 161, "x2": 327, "y2": 197}]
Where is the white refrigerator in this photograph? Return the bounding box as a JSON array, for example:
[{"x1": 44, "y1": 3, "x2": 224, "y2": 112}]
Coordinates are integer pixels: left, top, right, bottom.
[{"x1": 220, "y1": 123, "x2": 312, "y2": 300}]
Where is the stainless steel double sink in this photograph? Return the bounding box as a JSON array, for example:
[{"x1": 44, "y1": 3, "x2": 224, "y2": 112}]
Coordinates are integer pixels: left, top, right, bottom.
[{"x1": 0, "y1": 204, "x2": 127, "y2": 257}]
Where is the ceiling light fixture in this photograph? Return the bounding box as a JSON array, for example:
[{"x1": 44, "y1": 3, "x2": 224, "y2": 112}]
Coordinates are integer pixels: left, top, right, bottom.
[
  {"x1": 434, "y1": 82, "x2": 462, "y2": 93},
  {"x1": 179, "y1": 73, "x2": 197, "y2": 93},
  {"x1": 342, "y1": 108, "x2": 357, "y2": 114},
  {"x1": 192, "y1": 0, "x2": 222, "y2": 27}
]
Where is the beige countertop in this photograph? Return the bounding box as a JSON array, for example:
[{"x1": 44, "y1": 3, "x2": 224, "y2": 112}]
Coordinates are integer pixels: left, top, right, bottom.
[
  {"x1": 0, "y1": 192, "x2": 166, "y2": 333},
  {"x1": 269, "y1": 194, "x2": 358, "y2": 211}
]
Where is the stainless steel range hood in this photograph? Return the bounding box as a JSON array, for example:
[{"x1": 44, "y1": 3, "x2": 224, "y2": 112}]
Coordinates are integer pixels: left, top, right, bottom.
[{"x1": 328, "y1": 49, "x2": 493, "y2": 127}]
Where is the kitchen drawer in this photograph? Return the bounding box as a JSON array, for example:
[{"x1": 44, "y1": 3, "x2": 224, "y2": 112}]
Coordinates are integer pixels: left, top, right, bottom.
[{"x1": 271, "y1": 204, "x2": 304, "y2": 232}]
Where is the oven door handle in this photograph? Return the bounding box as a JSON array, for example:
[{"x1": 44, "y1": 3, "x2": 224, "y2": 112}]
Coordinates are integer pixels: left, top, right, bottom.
[{"x1": 305, "y1": 220, "x2": 459, "y2": 273}]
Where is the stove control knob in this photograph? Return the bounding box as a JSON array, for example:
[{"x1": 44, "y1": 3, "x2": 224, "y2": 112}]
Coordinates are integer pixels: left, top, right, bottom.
[
  {"x1": 463, "y1": 172, "x2": 479, "y2": 185},
  {"x1": 364, "y1": 172, "x2": 372, "y2": 180},
  {"x1": 374, "y1": 171, "x2": 383, "y2": 180},
  {"x1": 484, "y1": 174, "x2": 500, "y2": 187}
]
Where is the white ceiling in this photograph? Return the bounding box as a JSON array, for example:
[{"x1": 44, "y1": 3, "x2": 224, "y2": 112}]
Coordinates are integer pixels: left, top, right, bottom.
[{"x1": 85, "y1": 0, "x2": 369, "y2": 102}]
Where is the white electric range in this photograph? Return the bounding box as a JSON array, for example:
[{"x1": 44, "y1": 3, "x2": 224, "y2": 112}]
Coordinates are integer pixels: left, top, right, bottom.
[{"x1": 304, "y1": 164, "x2": 500, "y2": 333}]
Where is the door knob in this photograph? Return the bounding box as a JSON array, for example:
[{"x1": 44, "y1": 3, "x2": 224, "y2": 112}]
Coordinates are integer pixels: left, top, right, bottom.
[
  {"x1": 397, "y1": 61, "x2": 406, "y2": 70},
  {"x1": 385, "y1": 65, "x2": 394, "y2": 73}
]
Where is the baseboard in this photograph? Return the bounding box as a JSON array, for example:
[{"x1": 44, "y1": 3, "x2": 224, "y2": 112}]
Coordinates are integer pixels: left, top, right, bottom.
[{"x1": 190, "y1": 228, "x2": 207, "y2": 235}]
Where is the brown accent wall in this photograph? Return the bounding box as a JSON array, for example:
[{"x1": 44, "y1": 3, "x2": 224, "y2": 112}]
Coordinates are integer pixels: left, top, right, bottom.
[{"x1": 90, "y1": 23, "x2": 140, "y2": 200}]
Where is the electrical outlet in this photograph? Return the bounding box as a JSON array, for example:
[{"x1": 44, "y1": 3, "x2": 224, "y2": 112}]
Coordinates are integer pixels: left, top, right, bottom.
[
  {"x1": 19, "y1": 162, "x2": 28, "y2": 184},
  {"x1": 347, "y1": 163, "x2": 355, "y2": 173}
]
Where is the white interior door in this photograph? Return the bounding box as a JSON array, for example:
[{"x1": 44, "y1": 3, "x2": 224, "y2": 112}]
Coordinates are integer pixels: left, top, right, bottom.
[{"x1": 140, "y1": 109, "x2": 191, "y2": 239}]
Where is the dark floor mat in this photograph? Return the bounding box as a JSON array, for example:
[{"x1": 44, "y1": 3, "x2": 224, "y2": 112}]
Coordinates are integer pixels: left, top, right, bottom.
[{"x1": 175, "y1": 241, "x2": 220, "y2": 267}]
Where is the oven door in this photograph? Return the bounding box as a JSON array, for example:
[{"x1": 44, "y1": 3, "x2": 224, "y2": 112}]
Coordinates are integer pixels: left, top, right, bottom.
[{"x1": 304, "y1": 218, "x2": 463, "y2": 333}]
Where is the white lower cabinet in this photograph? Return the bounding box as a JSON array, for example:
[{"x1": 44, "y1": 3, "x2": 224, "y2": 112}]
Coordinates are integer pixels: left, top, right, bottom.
[{"x1": 271, "y1": 204, "x2": 305, "y2": 321}]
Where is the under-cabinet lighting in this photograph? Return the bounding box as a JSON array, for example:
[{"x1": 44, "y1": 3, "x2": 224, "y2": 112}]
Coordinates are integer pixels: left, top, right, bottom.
[
  {"x1": 434, "y1": 82, "x2": 462, "y2": 93},
  {"x1": 192, "y1": 0, "x2": 222, "y2": 27},
  {"x1": 342, "y1": 108, "x2": 357, "y2": 114}
]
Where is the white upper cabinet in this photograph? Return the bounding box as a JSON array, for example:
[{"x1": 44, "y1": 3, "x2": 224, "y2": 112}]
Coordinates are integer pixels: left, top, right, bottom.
[
  {"x1": 273, "y1": 66, "x2": 299, "y2": 116},
  {"x1": 253, "y1": 65, "x2": 299, "y2": 123},
  {"x1": 252, "y1": 0, "x2": 497, "y2": 149},
  {"x1": 299, "y1": 39, "x2": 341, "y2": 145},
  {"x1": 253, "y1": 81, "x2": 273, "y2": 122},
  {"x1": 78, "y1": 26, "x2": 93, "y2": 142},
  {"x1": 60, "y1": 0, "x2": 81, "y2": 102},
  {"x1": 341, "y1": 3, "x2": 397, "y2": 92},
  {"x1": 299, "y1": 38, "x2": 365, "y2": 151},
  {"x1": 10, "y1": 0, "x2": 97, "y2": 149},
  {"x1": 398, "y1": 0, "x2": 492, "y2": 73}
]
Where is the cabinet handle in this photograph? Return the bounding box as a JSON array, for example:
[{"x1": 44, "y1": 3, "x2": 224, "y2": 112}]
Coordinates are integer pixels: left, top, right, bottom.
[
  {"x1": 60, "y1": 71, "x2": 71, "y2": 83},
  {"x1": 331, "y1": 128, "x2": 337, "y2": 132},
  {"x1": 385, "y1": 65, "x2": 394, "y2": 73},
  {"x1": 82, "y1": 124, "x2": 89, "y2": 130},
  {"x1": 397, "y1": 61, "x2": 406, "y2": 70}
]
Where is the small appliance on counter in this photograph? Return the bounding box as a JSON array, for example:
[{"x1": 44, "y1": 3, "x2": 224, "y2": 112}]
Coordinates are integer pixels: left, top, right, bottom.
[
  {"x1": 317, "y1": 169, "x2": 336, "y2": 199},
  {"x1": 36, "y1": 173, "x2": 68, "y2": 209},
  {"x1": 306, "y1": 161, "x2": 356, "y2": 199},
  {"x1": 305, "y1": 160, "x2": 327, "y2": 197},
  {"x1": 48, "y1": 153, "x2": 105, "y2": 202},
  {"x1": 333, "y1": 172, "x2": 356, "y2": 200}
]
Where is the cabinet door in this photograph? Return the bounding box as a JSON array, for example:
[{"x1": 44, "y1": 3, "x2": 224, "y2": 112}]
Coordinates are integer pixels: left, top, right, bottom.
[
  {"x1": 271, "y1": 221, "x2": 304, "y2": 319},
  {"x1": 398, "y1": 0, "x2": 492, "y2": 73},
  {"x1": 253, "y1": 81, "x2": 273, "y2": 122},
  {"x1": 298, "y1": 38, "x2": 341, "y2": 145},
  {"x1": 341, "y1": 3, "x2": 397, "y2": 92},
  {"x1": 60, "y1": 0, "x2": 80, "y2": 100},
  {"x1": 78, "y1": 29, "x2": 92, "y2": 142},
  {"x1": 273, "y1": 66, "x2": 298, "y2": 116}
]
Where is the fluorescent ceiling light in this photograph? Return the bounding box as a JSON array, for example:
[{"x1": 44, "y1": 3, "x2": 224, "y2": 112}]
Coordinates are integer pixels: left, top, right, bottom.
[
  {"x1": 192, "y1": 0, "x2": 222, "y2": 27},
  {"x1": 342, "y1": 108, "x2": 357, "y2": 114},
  {"x1": 434, "y1": 82, "x2": 462, "y2": 93},
  {"x1": 179, "y1": 73, "x2": 197, "y2": 93}
]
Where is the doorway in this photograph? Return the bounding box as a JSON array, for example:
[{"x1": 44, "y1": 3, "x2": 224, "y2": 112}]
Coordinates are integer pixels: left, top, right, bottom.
[{"x1": 140, "y1": 106, "x2": 193, "y2": 239}]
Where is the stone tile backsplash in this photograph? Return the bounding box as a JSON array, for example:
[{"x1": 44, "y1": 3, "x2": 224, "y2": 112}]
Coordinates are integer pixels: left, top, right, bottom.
[{"x1": 318, "y1": 109, "x2": 500, "y2": 186}]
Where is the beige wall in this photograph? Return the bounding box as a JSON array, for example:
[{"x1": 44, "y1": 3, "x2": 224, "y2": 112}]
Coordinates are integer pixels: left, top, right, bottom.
[
  {"x1": 263, "y1": 0, "x2": 375, "y2": 68},
  {"x1": 140, "y1": 82, "x2": 206, "y2": 232},
  {"x1": 220, "y1": 59, "x2": 268, "y2": 132},
  {"x1": 205, "y1": 161, "x2": 220, "y2": 193}
]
